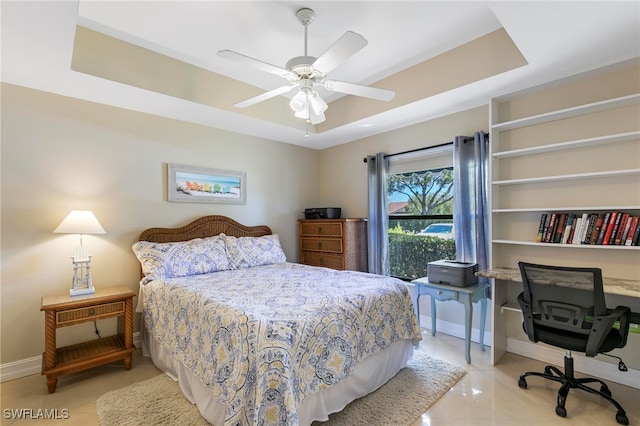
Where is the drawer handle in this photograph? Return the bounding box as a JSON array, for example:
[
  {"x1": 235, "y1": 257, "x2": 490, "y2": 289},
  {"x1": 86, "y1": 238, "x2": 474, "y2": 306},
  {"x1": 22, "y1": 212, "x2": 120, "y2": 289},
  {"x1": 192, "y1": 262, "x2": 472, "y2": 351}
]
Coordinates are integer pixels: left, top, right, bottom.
[
  {"x1": 318, "y1": 242, "x2": 323, "y2": 249},
  {"x1": 319, "y1": 258, "x2": 324, "y2": 265},
  {"x1": 437, "y1": 290, "x2": 443, "y2": 295},
  {"x1": 318, "y1": 227, "x2": 323, "y2": 234},
  {"x1": 88, "y1": 308, "x2": 96, "y2": 316}
]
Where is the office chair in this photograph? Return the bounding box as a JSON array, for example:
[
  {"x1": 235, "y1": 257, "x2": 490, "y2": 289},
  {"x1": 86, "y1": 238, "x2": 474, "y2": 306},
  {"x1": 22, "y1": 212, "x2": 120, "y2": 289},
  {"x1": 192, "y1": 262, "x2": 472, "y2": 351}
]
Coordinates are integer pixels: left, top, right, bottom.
[{"x1": 516, "y1": 262, "x2": 631, "y2": 425}]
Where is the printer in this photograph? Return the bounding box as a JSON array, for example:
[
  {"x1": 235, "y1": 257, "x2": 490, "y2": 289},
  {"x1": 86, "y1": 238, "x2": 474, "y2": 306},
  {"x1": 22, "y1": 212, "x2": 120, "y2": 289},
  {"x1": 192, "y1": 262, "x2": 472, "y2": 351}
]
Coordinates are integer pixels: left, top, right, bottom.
[{"x1": 427, "y1": 260, "x2": 478, "y2": 287}]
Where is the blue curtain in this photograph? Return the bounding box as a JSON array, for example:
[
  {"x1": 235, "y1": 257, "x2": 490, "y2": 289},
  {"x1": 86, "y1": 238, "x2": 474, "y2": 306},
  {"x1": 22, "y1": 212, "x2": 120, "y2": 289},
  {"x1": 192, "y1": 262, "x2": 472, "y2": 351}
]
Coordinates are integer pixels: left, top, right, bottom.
[
  {"x1": 453, "y1": 131, "x2": 490, "y2": 288},
  {"x1": 367, "y1": 152, "x2": 390, "y2": 275}
]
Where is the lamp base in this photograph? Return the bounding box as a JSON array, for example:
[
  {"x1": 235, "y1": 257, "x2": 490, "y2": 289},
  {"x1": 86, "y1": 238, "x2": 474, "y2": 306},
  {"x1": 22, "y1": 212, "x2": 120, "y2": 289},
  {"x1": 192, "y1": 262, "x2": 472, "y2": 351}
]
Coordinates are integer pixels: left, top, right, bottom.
[{"x1": 70, "y1": 287, "x2": 95, "y2": 296}]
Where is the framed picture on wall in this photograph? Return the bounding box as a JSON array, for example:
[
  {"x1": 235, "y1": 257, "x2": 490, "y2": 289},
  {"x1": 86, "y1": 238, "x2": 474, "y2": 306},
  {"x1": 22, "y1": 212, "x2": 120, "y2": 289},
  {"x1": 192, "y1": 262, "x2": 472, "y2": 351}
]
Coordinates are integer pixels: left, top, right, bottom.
[{"x1": 167, "y1": 163, "x2": 246, "y2": 204}]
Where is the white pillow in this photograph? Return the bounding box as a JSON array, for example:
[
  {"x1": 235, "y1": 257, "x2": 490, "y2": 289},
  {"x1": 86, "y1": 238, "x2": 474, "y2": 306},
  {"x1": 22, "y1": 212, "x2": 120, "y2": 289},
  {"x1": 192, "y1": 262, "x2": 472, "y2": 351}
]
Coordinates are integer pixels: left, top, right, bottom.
[
  {"x1": 132, "y1": 235, "x2": 230, "y2": 282},
  {"x1": 224, "y1": 234, "x2": 287, "y2": 269}
]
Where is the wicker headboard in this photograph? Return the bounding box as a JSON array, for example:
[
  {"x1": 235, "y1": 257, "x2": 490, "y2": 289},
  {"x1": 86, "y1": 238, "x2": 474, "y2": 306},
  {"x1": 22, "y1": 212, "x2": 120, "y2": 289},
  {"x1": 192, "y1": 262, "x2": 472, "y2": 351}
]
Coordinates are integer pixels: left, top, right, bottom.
[{"x1": 138, "y1": 215, "x2": 273, "y2": 243}]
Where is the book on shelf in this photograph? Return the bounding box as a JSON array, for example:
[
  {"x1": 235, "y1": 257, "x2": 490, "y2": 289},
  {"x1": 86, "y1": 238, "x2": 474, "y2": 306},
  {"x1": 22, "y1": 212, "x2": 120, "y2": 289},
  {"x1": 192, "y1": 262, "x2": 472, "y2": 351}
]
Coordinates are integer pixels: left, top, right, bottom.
[
  {"x1": 630, "y1": 217, "x2": 640, "y2": 246},
  {"x1": 535, "y1": 211, "x2": 639, "y2": 246},
  {"x1": 582, "y1": 214, "x2": 597, "y2": 245},
  {"x1": 615, "y1": 213, "x2": 631, "y2": 245},
  {"x1": 589, "y1": 213, "x2": 605, "y2": 245},
  {"x1": 625, "y1": 216, "x2": 639, "y2": 246},
  {"x1": 554, "y1": 213, "x2": 567, "y2": 243},
  {"x1": 573, "y1": 213, "x2": 589, "y2": 245},
  {"x1": 595, "y1": 211, "x2": 612, "y2": 245},
  {"x1": 602, "y1": 211, "x2": 619, "y2": 245},
  {"x1": 536, "y1": 213, "x2": 547, "y2": 243},
  {"x1": 561, "y1": 214, "x2": 575, "y2": 244},
  {"x1": 544, "y1": 213, "x2": 557, "y2": 243}
]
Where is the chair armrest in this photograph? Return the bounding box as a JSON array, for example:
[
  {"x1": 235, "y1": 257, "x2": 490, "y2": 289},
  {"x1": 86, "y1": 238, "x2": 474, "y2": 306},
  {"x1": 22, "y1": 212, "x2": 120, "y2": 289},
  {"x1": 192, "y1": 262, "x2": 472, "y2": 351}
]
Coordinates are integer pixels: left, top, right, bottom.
[{"x1": 585, "y1": 305, "x2": 631, "y2": 356}]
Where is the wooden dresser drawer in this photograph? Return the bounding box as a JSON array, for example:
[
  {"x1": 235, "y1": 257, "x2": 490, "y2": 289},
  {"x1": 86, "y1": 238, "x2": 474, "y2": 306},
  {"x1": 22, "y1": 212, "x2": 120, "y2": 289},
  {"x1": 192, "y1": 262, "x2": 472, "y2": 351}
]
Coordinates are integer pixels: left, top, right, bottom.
[
  {"x1": 300, "y1": 238, "x2": 343, "y2": 253},
  {"x1": 300, "y1": 222, "x2": 343, "y2": 237},
  {"x1": 56, "y1": 301, "x2": 126, "y2": 326},
  {"x1": 300, "y1": 251, "x2": 345, "y2": 270}
]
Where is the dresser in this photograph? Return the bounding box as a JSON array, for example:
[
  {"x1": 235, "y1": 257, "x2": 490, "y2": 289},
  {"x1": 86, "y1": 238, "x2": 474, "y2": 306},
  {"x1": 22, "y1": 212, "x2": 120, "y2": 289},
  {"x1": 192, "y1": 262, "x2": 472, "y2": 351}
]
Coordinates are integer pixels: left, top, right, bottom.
[{"x1": 298, "y1": 218, "x2": 368, "y2": 271}]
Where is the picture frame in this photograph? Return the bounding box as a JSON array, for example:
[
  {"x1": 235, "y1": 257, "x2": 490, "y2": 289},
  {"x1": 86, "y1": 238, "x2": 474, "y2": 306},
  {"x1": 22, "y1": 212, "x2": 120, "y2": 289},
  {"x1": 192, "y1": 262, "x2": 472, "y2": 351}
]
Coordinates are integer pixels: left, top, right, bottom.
[{"x1": 167, "y1": 163, "x2": 246, "y2": 204}]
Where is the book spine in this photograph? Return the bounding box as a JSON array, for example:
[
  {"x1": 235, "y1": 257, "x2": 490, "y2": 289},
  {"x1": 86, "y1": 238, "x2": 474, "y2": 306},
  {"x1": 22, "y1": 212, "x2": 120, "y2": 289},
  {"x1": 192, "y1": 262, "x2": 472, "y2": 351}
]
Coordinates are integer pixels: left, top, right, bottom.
[
  {"x1": 602, "y1": 211, "x2": 619, "y2": 245},
  {"x1": 536, "y1": 213, "x2": 548, "y2": 243},
  {"x1": 607, "y1": 212, "x2": 623, "y2": 245},
  {"x1": 589, "y1": 213, "x2": 604, "y2": 245},
  {"x1": 595, "y1": 212, "x2": 612, "y2": 245},
  {"x1": 625, "y1": 216, "x2": 639, "y2": 246},
  {"x1": 615, "y1": 213, "x2": 631, "y2": 245},
  {"x1": 573, "y1": 213, "x2": 588, "y2": 244},
  {"x1": 554, "y1": 213, "x2": 567, "y2": 243},
  {"x1": 545, "y1": 213, "x2": 557, "y2": 243},
  {"x1": 561, "y1": 214, "x2": 575, "y2": 244},
  {"x1": 582, "y1": 214, "x2": 596, "y2": 245},
  {"x1": 569, "y1": 217, "x2": 581, "y2": 244},
  {"x1": 632, "y1": 219, "x2": 640, "y2": 246}
]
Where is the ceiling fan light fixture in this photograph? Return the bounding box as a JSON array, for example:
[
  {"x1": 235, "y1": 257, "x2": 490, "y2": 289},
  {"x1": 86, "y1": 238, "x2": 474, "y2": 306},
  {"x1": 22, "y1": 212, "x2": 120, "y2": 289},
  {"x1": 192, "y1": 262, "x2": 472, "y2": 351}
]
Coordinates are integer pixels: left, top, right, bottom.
[
  {"x1": 290, "y1": 90, "x2": 308, "y2": 114},
  {"x1": 308, "y1": 91, "x2": 328, "y2": 114}
]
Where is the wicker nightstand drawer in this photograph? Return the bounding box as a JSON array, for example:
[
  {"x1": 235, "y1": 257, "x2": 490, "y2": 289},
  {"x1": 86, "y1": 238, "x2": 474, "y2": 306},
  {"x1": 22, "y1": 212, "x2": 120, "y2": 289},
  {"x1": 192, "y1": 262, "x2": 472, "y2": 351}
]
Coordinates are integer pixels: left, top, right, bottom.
[{"x1": 56, "y1": 301, "x2": 125, "y2": 326}]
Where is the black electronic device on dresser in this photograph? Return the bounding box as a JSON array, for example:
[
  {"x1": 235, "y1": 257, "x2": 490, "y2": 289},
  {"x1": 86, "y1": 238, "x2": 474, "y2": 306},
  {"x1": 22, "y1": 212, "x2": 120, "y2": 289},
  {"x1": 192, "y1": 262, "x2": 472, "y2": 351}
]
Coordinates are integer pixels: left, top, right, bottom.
[{"x1": 304, "y1": 208, "x2": 341, "y2": 220}]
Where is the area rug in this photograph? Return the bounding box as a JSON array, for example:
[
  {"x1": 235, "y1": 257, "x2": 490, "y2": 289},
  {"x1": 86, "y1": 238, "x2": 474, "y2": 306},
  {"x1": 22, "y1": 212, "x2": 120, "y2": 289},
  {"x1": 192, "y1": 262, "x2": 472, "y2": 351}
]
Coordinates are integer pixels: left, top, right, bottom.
[{"x1": 96, "y1": 350, "x2": 465, "y2": 426}]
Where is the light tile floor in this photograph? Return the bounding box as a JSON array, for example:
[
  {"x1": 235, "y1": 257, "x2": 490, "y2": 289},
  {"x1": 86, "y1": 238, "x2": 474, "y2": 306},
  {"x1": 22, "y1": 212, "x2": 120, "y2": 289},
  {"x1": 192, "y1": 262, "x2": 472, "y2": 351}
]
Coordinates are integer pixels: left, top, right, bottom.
[{"x1": 1, "y1": 330, "x2": 638, "y2": 425}]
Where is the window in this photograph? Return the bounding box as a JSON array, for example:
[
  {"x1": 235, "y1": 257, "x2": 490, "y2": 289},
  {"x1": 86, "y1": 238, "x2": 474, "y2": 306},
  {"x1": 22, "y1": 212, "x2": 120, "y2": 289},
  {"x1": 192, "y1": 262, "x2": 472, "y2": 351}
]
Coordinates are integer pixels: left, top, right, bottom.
[{"x1": 387, "y1": 145, "x2": 456, "y2": 280}]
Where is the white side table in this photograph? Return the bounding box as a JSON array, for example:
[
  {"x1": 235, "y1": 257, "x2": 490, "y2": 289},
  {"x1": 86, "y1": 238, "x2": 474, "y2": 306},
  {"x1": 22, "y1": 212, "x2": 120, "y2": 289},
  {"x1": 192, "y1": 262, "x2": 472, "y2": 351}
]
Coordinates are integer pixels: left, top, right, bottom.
[{"x1": 413, "y1": 277, "x2": 488, "y2": 363}]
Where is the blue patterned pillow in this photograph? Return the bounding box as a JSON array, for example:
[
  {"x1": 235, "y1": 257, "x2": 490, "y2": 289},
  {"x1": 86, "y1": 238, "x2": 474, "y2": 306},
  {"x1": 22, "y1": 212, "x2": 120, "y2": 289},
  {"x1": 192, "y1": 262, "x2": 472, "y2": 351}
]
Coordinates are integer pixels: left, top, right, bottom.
[
  {"x1": 132, "y1": 235, "x2": 230, "y2": 282},
  {"x1": 224, "y1": 234, "x2": 287, "y2": 269}
]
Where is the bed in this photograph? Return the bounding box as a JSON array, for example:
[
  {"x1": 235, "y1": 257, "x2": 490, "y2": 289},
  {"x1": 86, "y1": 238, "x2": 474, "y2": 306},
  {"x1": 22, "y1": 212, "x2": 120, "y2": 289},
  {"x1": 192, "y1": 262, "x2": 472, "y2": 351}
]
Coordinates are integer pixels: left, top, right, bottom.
[{"x1": 133, "y1": 215, "x2": 422, "y2": 426}]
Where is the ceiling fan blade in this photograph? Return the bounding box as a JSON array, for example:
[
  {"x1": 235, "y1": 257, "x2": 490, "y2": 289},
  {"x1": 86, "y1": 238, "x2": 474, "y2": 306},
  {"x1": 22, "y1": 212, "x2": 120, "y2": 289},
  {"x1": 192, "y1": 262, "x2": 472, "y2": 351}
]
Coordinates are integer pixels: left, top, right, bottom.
[
  {"x1": 312, "y1": 31, "x2": 368, "y2": 74},
  {"x1": 324, "y1": 80, "x2": 396, "y2": 102},
  {"x1": 233, "y1": 85, "x2": 295, "y2": 108},
  {"x1": 218, "y1": 50, "x2": 297, "y2": 79}
]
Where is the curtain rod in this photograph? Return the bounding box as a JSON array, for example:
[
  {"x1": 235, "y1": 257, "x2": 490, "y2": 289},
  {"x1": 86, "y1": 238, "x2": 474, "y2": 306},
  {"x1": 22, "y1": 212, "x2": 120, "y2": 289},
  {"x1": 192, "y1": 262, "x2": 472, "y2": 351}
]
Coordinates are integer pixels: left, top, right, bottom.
[
  {"x1": 363, "y1": 133, "x2": 488, "y2": 163},
  {"x1": 363, "y1": 141, "x2": 453, "y2": 163}
]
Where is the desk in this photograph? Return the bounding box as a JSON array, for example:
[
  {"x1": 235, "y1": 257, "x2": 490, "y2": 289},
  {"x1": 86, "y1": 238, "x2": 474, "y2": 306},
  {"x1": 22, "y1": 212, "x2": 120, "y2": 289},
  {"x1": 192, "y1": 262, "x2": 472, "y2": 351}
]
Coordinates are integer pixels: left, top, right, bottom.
[
  {"x1": 477, "y1": 268, "x2": 640, "y2": 325},
  {"x1": 413, "y1": 277, "x2": 489, "y2": 363}
]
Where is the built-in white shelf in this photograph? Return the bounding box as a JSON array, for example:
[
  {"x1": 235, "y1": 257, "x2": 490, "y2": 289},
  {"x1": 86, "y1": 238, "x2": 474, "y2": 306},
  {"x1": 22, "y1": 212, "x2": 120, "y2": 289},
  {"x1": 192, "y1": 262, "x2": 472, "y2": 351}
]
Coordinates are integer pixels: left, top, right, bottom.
[
  {"x1": 491, "y1": 94, "x2": 640, "y2": 132},
  {"x1": 492, "y1": 239, "x2": 639, "y2": 249},
  {"x1": 493, "y1": 206, "x2": 640, "y2": 213},
  {"x1": 492, "y1": 131, "x2": 640, "y2": 159},
  {"x1": 492, "y1": 168, "x2": 640, "y2": 186}
]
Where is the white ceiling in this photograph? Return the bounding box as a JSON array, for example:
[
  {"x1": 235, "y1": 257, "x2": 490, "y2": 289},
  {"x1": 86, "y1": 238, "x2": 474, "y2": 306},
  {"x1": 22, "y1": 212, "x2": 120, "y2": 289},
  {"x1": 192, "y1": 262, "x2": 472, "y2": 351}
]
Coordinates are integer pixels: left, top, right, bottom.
[{"x1": 2, "y1": 1, "x2": 639, "y2": 149}]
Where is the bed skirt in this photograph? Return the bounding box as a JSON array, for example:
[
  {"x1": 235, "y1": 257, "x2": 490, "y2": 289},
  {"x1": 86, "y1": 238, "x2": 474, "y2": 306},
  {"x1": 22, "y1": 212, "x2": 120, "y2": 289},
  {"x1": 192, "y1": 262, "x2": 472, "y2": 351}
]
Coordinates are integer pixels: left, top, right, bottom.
[{"x1": 141, "y1": 323, "x2": 414, "y2": 425}]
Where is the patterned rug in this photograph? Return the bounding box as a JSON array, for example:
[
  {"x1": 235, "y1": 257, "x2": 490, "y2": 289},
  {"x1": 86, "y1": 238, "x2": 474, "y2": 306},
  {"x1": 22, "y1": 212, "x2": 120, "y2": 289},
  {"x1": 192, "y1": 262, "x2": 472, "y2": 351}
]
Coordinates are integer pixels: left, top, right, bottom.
[{"x1": 96, "y1": 350, "x2": 465, "y2": 426}]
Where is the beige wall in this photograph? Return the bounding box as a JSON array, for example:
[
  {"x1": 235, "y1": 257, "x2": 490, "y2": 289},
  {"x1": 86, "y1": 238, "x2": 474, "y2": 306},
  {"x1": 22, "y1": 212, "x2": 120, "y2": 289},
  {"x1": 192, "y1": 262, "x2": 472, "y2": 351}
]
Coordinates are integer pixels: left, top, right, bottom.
[{"x1": 0, "y1": 83, "x2": 319, "y2": 364}]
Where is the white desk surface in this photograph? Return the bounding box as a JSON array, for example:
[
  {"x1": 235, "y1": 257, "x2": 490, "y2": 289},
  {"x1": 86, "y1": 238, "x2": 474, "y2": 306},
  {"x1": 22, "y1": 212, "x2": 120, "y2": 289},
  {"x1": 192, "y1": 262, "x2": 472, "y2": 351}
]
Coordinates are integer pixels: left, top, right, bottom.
[{"x1": 477, "y1": 267, "x2": 640, "y2": 298}]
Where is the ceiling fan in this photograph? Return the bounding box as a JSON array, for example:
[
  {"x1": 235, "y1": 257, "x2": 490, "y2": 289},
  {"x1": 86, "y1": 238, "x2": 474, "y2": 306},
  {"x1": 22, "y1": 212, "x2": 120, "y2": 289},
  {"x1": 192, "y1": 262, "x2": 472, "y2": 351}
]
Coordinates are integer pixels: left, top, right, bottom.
[{"x1": 217, "y1": 7, "x2": 395, "y2": 125}]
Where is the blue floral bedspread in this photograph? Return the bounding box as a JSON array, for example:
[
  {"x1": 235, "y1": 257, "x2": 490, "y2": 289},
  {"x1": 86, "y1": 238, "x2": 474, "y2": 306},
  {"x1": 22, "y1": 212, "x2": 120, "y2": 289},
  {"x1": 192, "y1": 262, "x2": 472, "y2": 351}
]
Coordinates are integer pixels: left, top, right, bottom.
[{"x1": 143, "y1": 262, "x2": 421, "y2": 425}]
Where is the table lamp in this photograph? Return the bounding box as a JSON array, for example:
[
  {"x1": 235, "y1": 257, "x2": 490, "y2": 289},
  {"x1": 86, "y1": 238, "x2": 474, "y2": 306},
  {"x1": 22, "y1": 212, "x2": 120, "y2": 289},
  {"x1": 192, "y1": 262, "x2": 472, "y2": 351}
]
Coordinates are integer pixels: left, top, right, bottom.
[{"x1": 53, "y1": 210, "x2": 106, "y2": 296}]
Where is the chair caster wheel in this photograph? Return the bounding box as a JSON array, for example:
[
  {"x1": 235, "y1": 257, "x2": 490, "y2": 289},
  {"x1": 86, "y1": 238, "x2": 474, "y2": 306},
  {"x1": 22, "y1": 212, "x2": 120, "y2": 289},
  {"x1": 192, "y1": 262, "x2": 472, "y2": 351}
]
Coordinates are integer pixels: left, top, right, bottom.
[
  {"x1": 518, "y1": 377, "x2": 527, "y2": 389},
  {"x1": 600, "y1": 385, "x2": 612, "y2": 397},
  {"x1": 615, "y1": 411, "x2": 629, "y2": 425},
  {"x1": 555, "y1": 405, "x2": 567, "y2": 417}
]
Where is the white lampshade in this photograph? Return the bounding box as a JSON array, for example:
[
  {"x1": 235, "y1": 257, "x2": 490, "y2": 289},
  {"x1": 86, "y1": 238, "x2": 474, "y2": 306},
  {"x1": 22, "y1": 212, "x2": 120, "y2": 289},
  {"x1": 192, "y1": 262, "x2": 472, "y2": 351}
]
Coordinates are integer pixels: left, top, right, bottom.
[{"x1": 54, "y1": 210, "x2": 106, "y2": 235}]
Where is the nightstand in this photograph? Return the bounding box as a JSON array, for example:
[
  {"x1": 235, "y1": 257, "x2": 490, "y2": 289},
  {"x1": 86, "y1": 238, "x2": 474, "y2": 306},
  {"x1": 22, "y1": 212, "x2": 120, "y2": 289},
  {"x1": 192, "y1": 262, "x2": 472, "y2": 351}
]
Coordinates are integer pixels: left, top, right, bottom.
[{"x1": 40, "y1": 286, "x2": 136, "y2": 393}]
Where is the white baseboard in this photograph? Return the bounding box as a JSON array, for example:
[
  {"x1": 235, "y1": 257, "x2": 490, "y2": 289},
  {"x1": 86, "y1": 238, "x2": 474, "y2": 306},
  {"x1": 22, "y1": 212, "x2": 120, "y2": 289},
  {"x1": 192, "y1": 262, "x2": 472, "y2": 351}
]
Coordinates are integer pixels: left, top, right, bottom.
[
  {"x1": 506, "y1": 337, "x2": 640, "y2": 389},
  {"x1": 0, "y1": 332, "x2": 142, "y2": 383},
  {"x1": 418, "y1": 316, "x2": 639, "y2": 390},
  {"x1": 419, "y1": 314, "x2": 493, "y2": 347}
]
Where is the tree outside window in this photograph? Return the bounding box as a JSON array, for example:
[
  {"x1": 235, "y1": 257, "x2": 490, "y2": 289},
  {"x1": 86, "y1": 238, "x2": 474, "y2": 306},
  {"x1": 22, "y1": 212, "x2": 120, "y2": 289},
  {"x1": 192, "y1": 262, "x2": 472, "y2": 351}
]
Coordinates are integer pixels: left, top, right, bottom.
[{"x1": 388, "y1": 167, "x2": 456, "y2": 280}]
